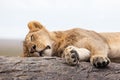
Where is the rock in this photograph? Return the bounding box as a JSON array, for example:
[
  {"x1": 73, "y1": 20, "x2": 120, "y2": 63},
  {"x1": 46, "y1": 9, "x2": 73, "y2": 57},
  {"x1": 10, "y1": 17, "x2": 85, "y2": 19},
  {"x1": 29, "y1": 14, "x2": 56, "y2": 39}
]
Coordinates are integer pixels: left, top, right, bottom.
[{"x1": 0, "y1": 56, "x2": 120, "y2": 80}]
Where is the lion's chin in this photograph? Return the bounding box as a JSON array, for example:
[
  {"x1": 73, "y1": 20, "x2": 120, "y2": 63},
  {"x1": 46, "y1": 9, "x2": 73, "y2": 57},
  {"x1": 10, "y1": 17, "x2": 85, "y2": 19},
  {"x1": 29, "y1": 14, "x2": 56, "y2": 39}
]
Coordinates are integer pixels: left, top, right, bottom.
[
  {"x1": 32, "y1": 50, "x2": 52, "y2": 57},
  {"x1": 32, "y1": 52, "x2": 40, "y2": 57}
]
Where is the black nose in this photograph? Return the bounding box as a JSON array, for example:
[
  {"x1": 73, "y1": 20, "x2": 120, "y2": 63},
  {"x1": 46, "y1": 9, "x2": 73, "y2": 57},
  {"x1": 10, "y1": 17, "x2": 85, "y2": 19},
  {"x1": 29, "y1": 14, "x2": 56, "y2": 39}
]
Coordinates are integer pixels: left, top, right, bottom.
[
  {"x1": 30, "y1": 45, "x2": 36, "y2": 53},
  {"x1": 32, "y1": 45, "x2": 36, "y2": 49}
]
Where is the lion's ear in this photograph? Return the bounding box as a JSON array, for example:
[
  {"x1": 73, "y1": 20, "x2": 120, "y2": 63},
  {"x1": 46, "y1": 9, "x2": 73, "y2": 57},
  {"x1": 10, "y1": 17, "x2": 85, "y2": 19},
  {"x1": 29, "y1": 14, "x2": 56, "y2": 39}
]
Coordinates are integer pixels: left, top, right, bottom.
[{"x1": 28, "y1": 21, "x2": 44, "y2": 32}]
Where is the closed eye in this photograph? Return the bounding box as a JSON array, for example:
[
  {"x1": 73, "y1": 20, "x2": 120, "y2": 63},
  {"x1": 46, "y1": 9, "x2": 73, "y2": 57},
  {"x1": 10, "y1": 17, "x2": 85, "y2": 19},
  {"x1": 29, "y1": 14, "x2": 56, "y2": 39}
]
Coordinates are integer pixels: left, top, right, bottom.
[{"x1": 31, "y1": 35, "x2": 35, "y2": 41}]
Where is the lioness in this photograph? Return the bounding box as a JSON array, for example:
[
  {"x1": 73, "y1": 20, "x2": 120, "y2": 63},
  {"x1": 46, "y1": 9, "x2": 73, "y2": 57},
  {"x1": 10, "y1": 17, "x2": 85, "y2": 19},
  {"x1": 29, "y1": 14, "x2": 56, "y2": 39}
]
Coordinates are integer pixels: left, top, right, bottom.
[{"x1": 23, "y1": 21, "x2": 120, "y2": 68}]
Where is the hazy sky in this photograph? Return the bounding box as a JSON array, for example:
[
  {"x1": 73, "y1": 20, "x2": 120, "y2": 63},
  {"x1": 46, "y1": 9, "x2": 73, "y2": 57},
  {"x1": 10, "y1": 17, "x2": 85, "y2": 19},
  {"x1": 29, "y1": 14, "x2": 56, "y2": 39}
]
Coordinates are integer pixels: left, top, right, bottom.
[{"x1": 0, "y1": 0, "x2": 120, "y2": 39}]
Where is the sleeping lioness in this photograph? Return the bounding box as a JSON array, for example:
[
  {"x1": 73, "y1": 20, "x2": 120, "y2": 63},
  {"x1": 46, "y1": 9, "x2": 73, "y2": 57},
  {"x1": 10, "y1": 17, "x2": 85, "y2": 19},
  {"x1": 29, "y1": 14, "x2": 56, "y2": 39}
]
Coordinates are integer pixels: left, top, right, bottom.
[{"x1": 23, "y1": 21, "x2": 120, "y2": 68}]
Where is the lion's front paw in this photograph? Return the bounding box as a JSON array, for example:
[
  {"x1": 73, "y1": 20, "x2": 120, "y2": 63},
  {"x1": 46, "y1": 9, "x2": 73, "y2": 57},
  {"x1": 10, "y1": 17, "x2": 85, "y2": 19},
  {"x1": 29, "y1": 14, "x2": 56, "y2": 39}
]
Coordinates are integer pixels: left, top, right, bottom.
[
  {"x1": 63, "y1": 46, "x2": 79, "y2": 66},
  {"x1": 90, "y1": 55, "x2": 110, "y2": 68}
]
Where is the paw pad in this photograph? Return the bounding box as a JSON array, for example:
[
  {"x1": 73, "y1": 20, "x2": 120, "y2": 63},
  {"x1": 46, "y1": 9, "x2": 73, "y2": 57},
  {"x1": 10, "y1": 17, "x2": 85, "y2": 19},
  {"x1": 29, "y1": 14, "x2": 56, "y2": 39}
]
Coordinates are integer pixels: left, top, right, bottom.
[
  {"x1": 92, "y1": 56, "x2": 110, "y2": 68},
  {"x1": 64, "y1": 48, "x2": 80, "y2": 66}
]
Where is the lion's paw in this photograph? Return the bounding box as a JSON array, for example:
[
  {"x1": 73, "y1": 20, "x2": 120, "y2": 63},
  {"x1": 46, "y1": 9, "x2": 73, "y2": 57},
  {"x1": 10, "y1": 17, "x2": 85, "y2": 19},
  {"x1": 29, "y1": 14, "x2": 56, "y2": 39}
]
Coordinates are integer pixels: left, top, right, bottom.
[
  {"x1": 90, "y1": 55, "x2": 110, "y2": 68},
  {"x1": 63, "y1": 46, "x2": 79, "y2": 66}
]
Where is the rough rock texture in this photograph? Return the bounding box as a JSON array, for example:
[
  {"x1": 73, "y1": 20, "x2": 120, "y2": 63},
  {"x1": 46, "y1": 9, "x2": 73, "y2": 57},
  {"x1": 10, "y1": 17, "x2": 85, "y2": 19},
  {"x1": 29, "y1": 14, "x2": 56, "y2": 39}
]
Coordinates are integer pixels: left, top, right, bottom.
[{"x1": 0, "y1": 56, "x2": 120, "y2": 80}]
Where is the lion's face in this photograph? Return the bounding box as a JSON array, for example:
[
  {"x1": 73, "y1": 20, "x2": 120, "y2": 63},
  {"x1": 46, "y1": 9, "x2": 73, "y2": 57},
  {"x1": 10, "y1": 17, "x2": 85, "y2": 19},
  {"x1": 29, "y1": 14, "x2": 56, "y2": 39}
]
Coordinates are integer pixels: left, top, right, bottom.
[{"x1": 23, "y1": 21, "x2": 53, "y2": 57}]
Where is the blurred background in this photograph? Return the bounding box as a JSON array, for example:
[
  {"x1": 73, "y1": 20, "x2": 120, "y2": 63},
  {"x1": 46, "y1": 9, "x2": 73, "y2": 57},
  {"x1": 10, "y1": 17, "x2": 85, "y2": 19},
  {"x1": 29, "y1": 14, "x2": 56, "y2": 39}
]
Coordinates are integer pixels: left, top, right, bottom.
[{"x1": 0, "y1": 0, "x2": 120, "y2": 56}]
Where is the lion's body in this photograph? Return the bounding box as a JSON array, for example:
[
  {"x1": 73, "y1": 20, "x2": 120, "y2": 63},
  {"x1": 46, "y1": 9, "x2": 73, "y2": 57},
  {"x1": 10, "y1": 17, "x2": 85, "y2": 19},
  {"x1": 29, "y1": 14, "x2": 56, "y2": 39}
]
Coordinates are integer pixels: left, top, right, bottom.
[
  {"x1": 50, "y1": 29, "x2": 120, "y2": 61},
  {"x1": 23, "y1": 21, "x2": 120, "y2": 68},
  {"x1": 100, "y1": 32, "x2": 120, "y2": 62},
  {"x1": 50, "y1": 28, "x2": 106, "y2": 56}
]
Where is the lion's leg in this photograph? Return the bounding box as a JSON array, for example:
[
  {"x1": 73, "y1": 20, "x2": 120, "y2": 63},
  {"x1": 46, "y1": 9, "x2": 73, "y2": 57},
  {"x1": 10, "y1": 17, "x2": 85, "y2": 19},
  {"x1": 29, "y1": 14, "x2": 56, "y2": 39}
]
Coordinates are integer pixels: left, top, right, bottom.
[
  {"x1": 63, "y1": 38, "x2": 110, "y2": 68},
  {"x1": 85, "y1": 39, "x2": 111, "y2": 68},
  {"x1": 62, "y1": 46, "x2": 90, "y2": 66}
]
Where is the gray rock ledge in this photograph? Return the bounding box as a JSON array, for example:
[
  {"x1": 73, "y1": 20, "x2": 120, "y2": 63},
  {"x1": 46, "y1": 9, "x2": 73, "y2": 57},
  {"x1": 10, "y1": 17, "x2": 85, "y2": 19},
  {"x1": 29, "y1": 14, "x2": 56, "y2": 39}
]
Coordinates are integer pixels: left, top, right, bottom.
[{"x1": 0, "y1": 56, "x2": 120, "y2": 80}]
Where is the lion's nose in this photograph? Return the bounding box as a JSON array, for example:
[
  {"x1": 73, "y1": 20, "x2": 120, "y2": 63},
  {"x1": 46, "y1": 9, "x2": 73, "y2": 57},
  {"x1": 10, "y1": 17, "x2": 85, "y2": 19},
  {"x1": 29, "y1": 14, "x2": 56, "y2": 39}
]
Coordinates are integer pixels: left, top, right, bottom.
[
  {"x1": 30, "y1": 45, "x2": 36, "y2": 53},
  {"x1": 32, "y1": 45, "x2": 36, "y2": 49}
]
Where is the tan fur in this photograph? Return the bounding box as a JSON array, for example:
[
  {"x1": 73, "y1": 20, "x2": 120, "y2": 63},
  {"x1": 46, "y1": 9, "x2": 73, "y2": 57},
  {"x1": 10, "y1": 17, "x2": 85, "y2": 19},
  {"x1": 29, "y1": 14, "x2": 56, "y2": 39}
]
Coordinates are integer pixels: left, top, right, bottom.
[
  {"x1": 23, "y1": 21, "x2": 120, "y2": 67},
  {"x1": 100, "y1": 32, "x2": 120, "y2": 62}
]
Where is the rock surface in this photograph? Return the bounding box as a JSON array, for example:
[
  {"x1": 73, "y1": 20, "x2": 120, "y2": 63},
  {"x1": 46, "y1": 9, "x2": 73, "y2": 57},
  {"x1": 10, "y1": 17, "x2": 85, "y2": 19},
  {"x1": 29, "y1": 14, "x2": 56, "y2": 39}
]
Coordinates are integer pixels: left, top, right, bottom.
[{"x1": 0, "y1": 56, "x2": 120, "y2": 80}]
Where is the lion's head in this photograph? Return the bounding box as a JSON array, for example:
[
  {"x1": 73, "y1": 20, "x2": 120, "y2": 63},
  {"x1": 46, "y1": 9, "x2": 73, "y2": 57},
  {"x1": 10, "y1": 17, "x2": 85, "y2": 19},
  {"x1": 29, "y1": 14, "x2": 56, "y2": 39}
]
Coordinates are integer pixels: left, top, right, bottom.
[{"x1": 23, "y1": 21, "x2": 53, "y2": 57}]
